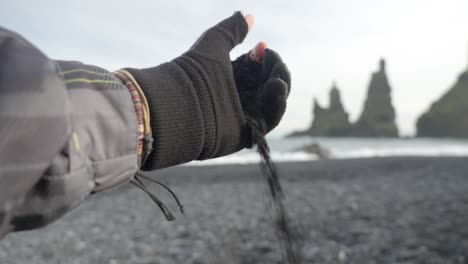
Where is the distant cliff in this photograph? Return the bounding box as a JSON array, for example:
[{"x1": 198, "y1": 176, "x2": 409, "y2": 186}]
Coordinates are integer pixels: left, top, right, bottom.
[
  {"x1": 417, "y1": 69, "x2": 468, "y2": 138},
  {"x1": 288, "y1": 59, "x2": 398, "y2": 138},
  {"x1": 352, "y1": 59, "x2": 399, "y2": 137}
]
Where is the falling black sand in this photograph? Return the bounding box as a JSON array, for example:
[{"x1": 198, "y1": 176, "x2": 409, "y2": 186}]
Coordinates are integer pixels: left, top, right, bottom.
[{"x1": 248, "y1": 119, "x2": 303, "y2": 264}]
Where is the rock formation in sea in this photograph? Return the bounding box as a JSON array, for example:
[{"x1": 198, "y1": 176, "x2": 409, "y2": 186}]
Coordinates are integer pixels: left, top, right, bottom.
[
  {"x1": 310, "y1": 83, "x2": 352, "y2": 136},
  {"x1": 287, "y1": 58, "x2": 399, "y2": 138},
  {"x1": 288, "y1": 83, "x2": 351, "y2": 137},
  {"x1": 294, "y1": 142, "x2": 331, "y2": 159},
  {"x1": 416, "y1": 65, "x2": 468, "y2": 138},
  {"x1": 352, "y1": 59, "x2": 399, "y2": 137}
]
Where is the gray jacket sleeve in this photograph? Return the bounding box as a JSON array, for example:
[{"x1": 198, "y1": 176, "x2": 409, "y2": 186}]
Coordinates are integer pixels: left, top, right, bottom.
[{"x1": 0, "y1": 27, "x2": 139, "y2": 237}]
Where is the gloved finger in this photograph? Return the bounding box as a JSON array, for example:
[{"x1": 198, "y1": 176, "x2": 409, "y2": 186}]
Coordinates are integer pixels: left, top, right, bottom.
[
  {"x1": 260, "y1": 78, "x2": 288, "y2": 132},
  {"x1": 261, "y1": 49, "x2": 284, "y2": 81},
  {"x1": 269, "y1": 62, "x2": 291, "y2": 95},
  {"x1": 190, "y1": 11, "x2": 249, "y2": 54}
]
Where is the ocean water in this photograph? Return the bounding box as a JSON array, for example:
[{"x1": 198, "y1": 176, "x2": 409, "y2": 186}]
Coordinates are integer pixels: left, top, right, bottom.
[{"x1": 188, "y1": 137, "x2": 468, "y2": 166}]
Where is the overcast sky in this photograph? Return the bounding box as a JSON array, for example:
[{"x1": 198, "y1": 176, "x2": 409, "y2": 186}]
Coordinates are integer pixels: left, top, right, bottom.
[{"x1": 1, "y1": 0, "x2": 467, "y2": 137}]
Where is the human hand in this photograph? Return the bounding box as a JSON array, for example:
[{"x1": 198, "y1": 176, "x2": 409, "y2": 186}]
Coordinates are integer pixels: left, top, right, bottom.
[
  {"x1": 125, "y1": 12, "x2": 290, "y2": 170},
  {"x1": 233, "y1": 40, "x2": 291, "y2": 138}
]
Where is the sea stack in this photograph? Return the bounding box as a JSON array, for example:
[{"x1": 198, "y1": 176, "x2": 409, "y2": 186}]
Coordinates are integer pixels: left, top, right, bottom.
[
  {"x1": 352, "y1": 58, "x2": 399, "y2": 137},
  {"x1": 308, "y1": 83, "x2": 352, "y2": 136},
  {"x1": 416, "y1": 61, "x2": 468, "y2": 138},
  {"x1": 286, "y1": 83, "x2": 351, "y2": 137}
]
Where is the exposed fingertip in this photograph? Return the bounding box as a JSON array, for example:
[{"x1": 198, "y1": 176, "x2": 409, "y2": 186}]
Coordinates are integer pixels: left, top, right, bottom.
[
  {"x1": 249, "y1": 41, "x2": 268, "y2": 63},
  {"x1": 244, "y1": 14, "x2": 254, "y2": 32},
  {"x1": 257, "y1": 41, "x2": 267, "y2": 60}
]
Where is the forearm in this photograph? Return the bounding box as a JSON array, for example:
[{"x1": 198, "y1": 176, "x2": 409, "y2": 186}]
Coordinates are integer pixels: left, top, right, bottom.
[
  {"x1": 0, "y1": 27, "x2": 70, "y2": 236},
  {"x1": 0, "y1": 27, "x2": 142, "y2": 236},
  {"x1": 56, "y1": 61, "x2": 140, "y2": 192}
]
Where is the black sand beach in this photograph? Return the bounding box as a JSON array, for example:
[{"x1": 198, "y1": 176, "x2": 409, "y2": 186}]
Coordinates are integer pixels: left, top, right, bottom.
[{"x1": 1, "y1": 157, "x2": 468, "y2": 264}]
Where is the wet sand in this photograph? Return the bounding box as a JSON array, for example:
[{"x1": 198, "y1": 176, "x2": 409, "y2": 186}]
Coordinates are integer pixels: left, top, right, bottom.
[{"x1": 1, "y1": 157, "x2": 468, "y2": 264}]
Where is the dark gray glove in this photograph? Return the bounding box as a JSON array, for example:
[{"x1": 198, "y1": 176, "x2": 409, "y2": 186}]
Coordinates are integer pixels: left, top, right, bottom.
[
  {"x1": 232, "y1": 48, "x2": 291, "y2": 135},
  {"x1": 126, "y1": 12, "x2": 290, "y2": 170}
]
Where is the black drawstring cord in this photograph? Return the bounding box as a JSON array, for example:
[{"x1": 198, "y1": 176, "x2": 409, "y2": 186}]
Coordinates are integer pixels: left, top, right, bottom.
[
  {"x1": 130, "y1": 170, "x2": 184, "y2": 221},
  {"x1": 130, "y1": 178, "x2": 175, "y2": 221},
  {"x1": 134, "y1": 171, "x2": 184, "y2": 215}
]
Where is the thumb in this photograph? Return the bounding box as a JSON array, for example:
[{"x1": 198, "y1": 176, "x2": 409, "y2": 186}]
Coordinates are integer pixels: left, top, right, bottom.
[{"x1": 191, "y1": 12, "x2": 252, "y2": 53}]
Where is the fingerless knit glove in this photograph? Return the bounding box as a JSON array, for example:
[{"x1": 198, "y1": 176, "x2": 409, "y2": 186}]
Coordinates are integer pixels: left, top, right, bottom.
[{"x1": 125, "y1": 12, "x2": 290, "y2": 170}]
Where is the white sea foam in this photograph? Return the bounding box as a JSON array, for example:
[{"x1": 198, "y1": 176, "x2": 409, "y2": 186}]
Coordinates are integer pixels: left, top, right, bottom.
[
  {"x1": 185, "y1": 137, "x2": 468, "y2": 166},
  {"x1": 334, "y1": 146, "x2": 468, "y2": 158},
  {"x1": 187, "y1": 151, "x2": 318, "y2": 166}
]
